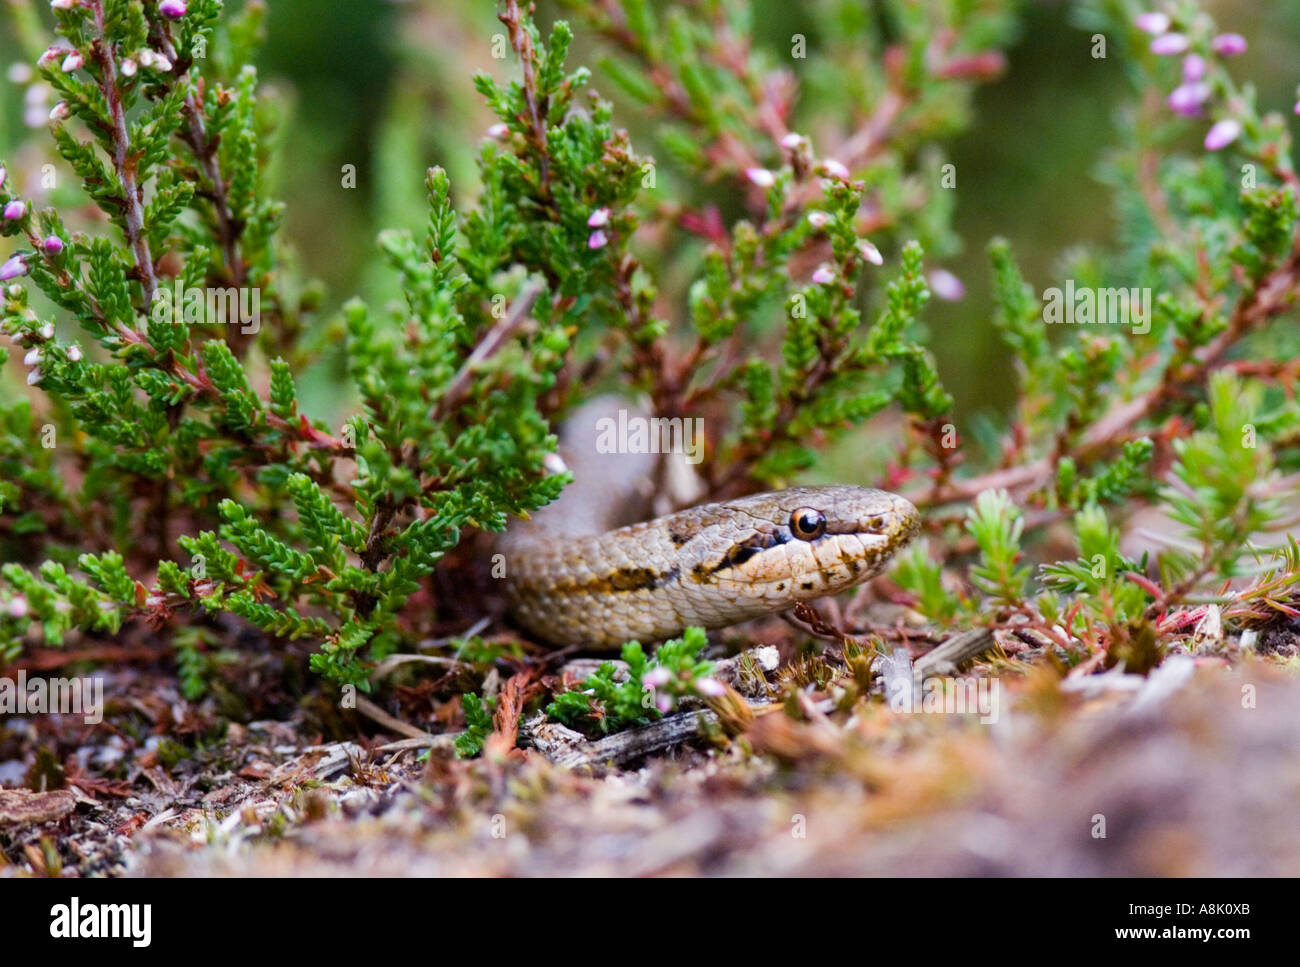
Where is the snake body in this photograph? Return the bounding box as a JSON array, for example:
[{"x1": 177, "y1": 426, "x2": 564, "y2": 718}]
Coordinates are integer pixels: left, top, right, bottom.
[{"x1": 499, "y1": 400, "x2": 920, "y2": 649}]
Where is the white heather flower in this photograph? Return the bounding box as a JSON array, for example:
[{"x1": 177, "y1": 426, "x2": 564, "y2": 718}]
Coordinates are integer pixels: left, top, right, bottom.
[
  {"x1": 61, "y1": 51, "x2": 84, "y2": 72},
  {"x1": 8, "y1": 596, "x2": 27, "y2": 618},
  {"x1": 486, "y1": 122, "x2": 508, "y2": 138},
  {"x1": 50, "y1": 0, "x2": 76, "y2": 9},
  {"x1": 780, "y1": 132, "x2": 804, "y2": 149},
  {"x1": 68, "y1": 344, "x2": 83, "y2": 362},
  {"x1": 49, "y1": 100, "x2": 70, "y2": 121},
  {"x1": 811, "y1": 264, "x2": 836, "y2": 285},
  {"x1": 24, "y1": 347, "x2": 43, "y2": 367},
  {"x1": 1204, "y1": 118, "x2": 1242, "y2": 151},
  {"x1": 152, "y1": 55, "x2": 173, "y2": 72},
  {"x1": 1150, "y1": 33, "x2": 1190, "y2": 55},
  {"x1": 120, "y1": 57, "x2": 137, "y2": 77},
  {"x1": 0, "y1": 165, "x2": 6, "y2": 187},
  {"x1": 821, "y1": 158, "x2": 850, "y2": 180},
  {"x1": 857, "y1": 240, "x2": 884, "y2": 265},
  {"x1": 39, "y1": 322, "x2": 54, "y2": 339},
  {"x1": 929, "y1": 268, "x2": 966, "y2": 301},
  {"x1": 807, "y1": 211, "x2": 830, "y2": 228},
  {"x1": 586, "y1": 206, "x2": 610, "y2": 228},
  {"x1": 26, "y1": 368, "x2": 42, "y2": 386},
  {"x1": 7, "y1": 63, "x2": 33, "y2": 84},
  {"x1": 1135, "y1": 12, "x2": 1171, "y2": 36},
  {"x1": 7, "y1": 284, "x2": 23, "y2": 297},
  {"x1": 655, "y1": 693, "x2": 674, "y2": 714},
  {"x1": 587, "y1": 229, "x2": 608, "y2": 250},
  {"x1": 745, "y1": 167, "x2": 776, "y2": 188}
]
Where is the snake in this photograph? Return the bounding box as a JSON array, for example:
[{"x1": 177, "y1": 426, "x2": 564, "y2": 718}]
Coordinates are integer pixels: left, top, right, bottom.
[{"x1": 499, "y1": 398, "x2": 920, "y2": 649}]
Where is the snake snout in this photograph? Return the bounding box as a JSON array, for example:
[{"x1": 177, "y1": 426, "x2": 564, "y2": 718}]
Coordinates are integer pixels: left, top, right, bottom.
[{"x1": 859, "y1": 492, "x2": 920, "y2": 543}]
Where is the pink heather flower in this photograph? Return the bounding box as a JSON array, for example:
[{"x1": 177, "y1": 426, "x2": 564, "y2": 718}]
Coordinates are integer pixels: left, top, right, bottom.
[
  {"x1": 3, "y1": 200, "x2": 25, "y2": 220},
  {"x1": 745, "y1": 167, "x2": 776, "y2": 188},
  {"x1": 1135, "y1": 12, "x2": 1171, "y2": 36},
  {"x1": 587, "y1": 229, "x2": 608, "y2": 250},
  {"x1": 67, "y1": 344, "x2": 83, "y2": 362},
  {"x1": 694, "y1": 677, "x2": 726, "y2": 698},
  {"x1": 159, "y1": 0, "x2": 187, "y2": 18},
  {"x1": 780, "y1": 132, "x2": 804, "y2": 150},
  {"x1": 50, "y1": 0, "x2": 75, "y2": 10},
  {"x1": 806, "y1": 211, "x2": 830, "y2": 229},
  {"x1": 1168, "y1": 82, "x2": 1211, "y2": 117},
  {"x1": 1211, "y1": 33, "x2": 1247, "y2": 56},
  {"x1": 811, "y1": 264, "x2": 836, "y2": 285},
  {"x1": 8, "y1": 596, "x2": 27, "y2": 618},
  {"x1": 486, "y1": 122, "x2": 508, "y2": 138},
  {"x1": 61, "y1": 51, "x2": 84, "y2": 72},
  {"x1": 1150, "y1": 33, "x2": 1190, "y2": 55},
  {"x1": 1204, "y1": 119, "x2": 1242, "y2": 151},
  {"x1": 1294, "y1": 100, "x2": 1300, "y2": 116},
  {"x1": 586, "y1": 206, "x2": 610, "y2": 228},
  {"x1": 821, "y1": 158, "x2": 850, "y2": 180},
  {"x1": 0, "y1": 256, "x2": 28, "y2": 281},
  {"x1": 643, "y1": 668, "x2": 671, "y2": 688},
  {"x1": 39, "y1": 46, "x2": 70, "y2": 66},
  {"x1": 49, "y1": 100, "x2": 70, "y2": 121},
  {"x1": 857, "y1": 240, "x2": 884, "y2": 265},
  {"x1": 42, "y1": 235, "x2": 65, "y2": 254},
  {"x1": 120, "y1": 57, "x2": 137, "y2": 78},
  {"x1": 0, "y1": 165, "x2": 6, "y2": 187},
  {"x1": 929, "y1": 268, "x2": 966, "y2": 301},
  {"x1": 1182, "y1": 54, "x2": 1206, "y2": 82},
  {"x1": 138, "y1": 51, "x2": 172, "y2": 71},
  {"x1": 656, "y1": 693, "x2": 674, "y2": 714}
]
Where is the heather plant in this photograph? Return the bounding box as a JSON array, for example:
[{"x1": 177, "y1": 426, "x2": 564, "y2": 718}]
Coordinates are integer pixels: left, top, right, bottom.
[{"x1": 0, "y1": 0, "x2": 1298, "y2": 738}]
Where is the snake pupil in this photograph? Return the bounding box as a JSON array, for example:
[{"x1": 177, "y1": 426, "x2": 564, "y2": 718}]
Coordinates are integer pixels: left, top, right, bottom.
[{"x1": 789, "y1": 507, "x2": 826, "y2": 541}]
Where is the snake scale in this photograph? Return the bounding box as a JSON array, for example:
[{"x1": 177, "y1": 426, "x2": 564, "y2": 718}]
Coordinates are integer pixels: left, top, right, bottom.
[{"x1": 499, "y1": 399, "x2": 920, "y2": 648}]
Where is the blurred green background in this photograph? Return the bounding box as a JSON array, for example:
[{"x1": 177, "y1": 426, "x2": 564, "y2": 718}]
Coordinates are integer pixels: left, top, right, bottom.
[{"x1": 2, "y1": 0, "x2": 1299, "y2": 425}]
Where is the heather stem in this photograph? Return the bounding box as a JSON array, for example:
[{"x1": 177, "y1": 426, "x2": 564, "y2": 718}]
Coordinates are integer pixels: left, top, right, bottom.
[{"x1": 90, "y1": 0, "x2": 158, "y2": 311}]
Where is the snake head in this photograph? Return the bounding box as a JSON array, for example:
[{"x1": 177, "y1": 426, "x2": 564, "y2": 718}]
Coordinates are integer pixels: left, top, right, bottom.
[{"x1": 696, "y1": 485, "x2": 921, "y2": 606}]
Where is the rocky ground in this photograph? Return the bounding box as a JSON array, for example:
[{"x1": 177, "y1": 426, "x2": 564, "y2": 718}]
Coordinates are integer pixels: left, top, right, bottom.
[{"x1": 2, "y1": 619, "x2": 1298, "y2": 877}]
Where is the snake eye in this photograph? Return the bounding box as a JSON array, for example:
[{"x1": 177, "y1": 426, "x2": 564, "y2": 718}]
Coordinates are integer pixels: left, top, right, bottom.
[{"x1": 789, "y1": 507, "x2": 826, "y2": 541}]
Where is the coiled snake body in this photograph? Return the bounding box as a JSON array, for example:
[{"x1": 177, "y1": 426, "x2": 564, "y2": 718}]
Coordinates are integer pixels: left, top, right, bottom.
[{"x1": 500, "y1": 400, "x2": 920, "y2": 648}]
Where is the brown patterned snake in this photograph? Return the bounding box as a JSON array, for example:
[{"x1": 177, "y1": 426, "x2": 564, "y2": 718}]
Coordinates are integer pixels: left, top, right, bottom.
[{"x1": 499, "y1": 399, "x2": 921, "y2": 648}]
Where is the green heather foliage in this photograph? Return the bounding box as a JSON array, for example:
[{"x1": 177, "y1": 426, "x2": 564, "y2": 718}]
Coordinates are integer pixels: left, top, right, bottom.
[{"x1": 1, "y1": 0, "x2": 1299, "y2": 711}]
